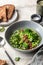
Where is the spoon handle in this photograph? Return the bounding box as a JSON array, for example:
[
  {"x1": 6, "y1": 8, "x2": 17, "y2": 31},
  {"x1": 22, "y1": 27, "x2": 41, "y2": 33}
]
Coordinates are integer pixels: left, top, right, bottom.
[{"x1": 5, "y1": 50, "x2": 15, "y2": 65}]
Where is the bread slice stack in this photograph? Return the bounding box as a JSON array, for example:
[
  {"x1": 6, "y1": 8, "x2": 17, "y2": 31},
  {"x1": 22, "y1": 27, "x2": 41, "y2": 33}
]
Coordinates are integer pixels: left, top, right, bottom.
[{"x1": 0, "y1": 4, "x2": 15, "y2": 22}]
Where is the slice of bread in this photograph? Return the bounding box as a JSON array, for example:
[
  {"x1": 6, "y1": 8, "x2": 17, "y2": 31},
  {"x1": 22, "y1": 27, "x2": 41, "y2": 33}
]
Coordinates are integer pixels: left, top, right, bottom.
[
  {"x1": 0, "y1": 4, "x2": 15, "y2": 22},
  {"x1": 4, "y1": 4, "x2": 15, "y2": 19},
  {"x1": 0, "y1": 59, "x2": 7, "y2": 65},
  {"x1": 0, "y1": 6, "x2": 7, "y2": 22}
]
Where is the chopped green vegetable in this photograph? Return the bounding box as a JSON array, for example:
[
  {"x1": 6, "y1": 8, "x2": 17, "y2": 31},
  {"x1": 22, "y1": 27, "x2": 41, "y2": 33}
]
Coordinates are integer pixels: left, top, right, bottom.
[
  {"x1": 9, "y1": 28, "x2": 41, "y2": 50},
  {"x1": 22, "y1": 42, "x2": 29, "y2": 50},
  {"x1": 15, "y1": 57, "x2": 20, "y2": 61},
  {"x1": 0, "y1": 27, "x2": 5, "y2": 32}
]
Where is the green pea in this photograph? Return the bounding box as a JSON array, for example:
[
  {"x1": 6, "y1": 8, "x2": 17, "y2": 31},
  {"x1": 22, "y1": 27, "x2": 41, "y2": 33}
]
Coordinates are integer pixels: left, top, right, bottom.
[{"x1": 15, "y1": 57, "x2": 20, "y2": 61}]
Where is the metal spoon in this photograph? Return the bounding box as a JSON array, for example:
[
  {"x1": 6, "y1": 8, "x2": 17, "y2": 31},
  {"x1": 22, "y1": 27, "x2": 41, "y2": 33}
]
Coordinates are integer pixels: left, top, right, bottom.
[{"x1": 0, "y1": 37, "x2": 15, "y2": 65}]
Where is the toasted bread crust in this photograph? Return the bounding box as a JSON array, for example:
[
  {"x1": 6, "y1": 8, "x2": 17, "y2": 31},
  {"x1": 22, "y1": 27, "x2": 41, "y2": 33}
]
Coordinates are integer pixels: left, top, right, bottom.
[
  {"x1": 0, "y1": 59, "x2": 7, "y2": 65},
  {"x1": 0, "y1": 6, "x2": 7, "y2": 22},
  {"x1": 4, "y1": 4, "x2": 15, "y2": 19}
]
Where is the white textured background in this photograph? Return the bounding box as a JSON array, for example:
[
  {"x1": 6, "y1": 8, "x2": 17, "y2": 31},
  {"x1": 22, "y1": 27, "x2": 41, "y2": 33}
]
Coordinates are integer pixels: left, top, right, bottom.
[{"x1": 0, "y1": 0, "x2": 37, "y2": 6}]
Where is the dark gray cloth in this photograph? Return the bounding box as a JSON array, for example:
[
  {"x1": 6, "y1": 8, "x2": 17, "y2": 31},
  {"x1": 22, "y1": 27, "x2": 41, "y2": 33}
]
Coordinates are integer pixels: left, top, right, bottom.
[{"x1": 28, "y1": 46, "x2": 43, "y2": 65}]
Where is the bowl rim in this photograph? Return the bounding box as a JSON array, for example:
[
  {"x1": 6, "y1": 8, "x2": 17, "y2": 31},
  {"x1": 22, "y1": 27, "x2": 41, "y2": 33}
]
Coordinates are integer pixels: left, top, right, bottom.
[{"x1": 5, "y1": 20, "x2": 43, "y2": 52}]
